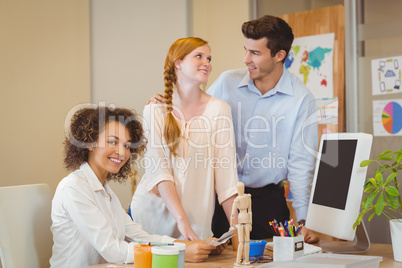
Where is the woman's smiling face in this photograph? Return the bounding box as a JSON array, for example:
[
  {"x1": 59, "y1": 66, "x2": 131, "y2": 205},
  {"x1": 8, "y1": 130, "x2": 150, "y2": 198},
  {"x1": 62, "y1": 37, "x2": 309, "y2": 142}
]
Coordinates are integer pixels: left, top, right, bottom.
[
  {"x1": 175, "y1": 44, "x2": 212, "y2": 86},
  {"x1": 88, "y1": 121, "x2": 132, "y2": 183}
]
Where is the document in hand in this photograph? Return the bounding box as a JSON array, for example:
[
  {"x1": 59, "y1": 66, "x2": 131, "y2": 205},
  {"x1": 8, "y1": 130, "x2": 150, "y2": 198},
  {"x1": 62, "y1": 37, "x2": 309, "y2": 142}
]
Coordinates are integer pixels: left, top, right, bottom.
[{"x1": 208, "y1": 228, "x2": 237, "y2": 246}]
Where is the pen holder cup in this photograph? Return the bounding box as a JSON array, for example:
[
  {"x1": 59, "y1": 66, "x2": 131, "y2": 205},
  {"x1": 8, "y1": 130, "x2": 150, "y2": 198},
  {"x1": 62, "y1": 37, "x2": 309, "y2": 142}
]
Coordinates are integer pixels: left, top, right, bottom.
[{"x1": 273, "y1": 235, "x2": 304, "y2": 262}]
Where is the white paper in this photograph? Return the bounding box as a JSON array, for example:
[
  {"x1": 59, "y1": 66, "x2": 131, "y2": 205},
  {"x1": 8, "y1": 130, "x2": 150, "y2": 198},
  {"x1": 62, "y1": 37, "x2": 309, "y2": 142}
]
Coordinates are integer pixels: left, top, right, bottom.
[
  {"x1": 208, "y1": 228, "x2": 237, "y2": 246},
  {"x1": 371, "y1": 56, "x2": 402, "y2": 95},
  {"x1": 316, "y1": 97, "x2": 338, "y2": 124}
]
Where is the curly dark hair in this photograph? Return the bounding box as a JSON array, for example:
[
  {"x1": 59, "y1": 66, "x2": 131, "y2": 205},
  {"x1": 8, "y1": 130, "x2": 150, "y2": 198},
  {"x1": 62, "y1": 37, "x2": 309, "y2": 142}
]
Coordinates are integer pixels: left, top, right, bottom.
[{"x1": 64, "y1": 106, "x2": 147, "y2": 183}]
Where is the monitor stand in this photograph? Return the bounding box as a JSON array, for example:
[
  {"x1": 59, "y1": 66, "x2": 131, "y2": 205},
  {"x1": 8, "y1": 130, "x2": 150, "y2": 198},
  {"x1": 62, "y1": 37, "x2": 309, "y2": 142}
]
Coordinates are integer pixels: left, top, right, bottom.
[{"x1": 320, "y1": 221, "x2": 371, "y2": 254}]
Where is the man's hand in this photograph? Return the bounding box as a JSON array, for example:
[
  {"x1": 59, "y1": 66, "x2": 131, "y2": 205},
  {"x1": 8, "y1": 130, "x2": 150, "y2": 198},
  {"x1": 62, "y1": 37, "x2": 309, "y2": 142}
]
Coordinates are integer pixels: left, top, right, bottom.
[
  {"x1": 301, "y1": 226, "x2": 320, "y2": 243},
  {"x1": 147, "y1": 93, "x2": 165, "y2": 104}
]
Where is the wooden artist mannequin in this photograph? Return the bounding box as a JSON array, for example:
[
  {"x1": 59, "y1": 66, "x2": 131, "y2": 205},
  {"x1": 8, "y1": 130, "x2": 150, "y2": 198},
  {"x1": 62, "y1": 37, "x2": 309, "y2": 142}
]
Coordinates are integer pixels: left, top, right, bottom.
[{"x1": 231, "y1": 182, "x2": 252, "y2": 267}]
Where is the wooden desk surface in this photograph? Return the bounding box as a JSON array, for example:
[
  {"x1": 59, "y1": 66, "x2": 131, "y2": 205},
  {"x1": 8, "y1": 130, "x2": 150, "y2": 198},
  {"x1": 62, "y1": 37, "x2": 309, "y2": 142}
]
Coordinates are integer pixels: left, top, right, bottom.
[{"x1": 85, "y1": 241, "x2": 401, "y2": 268}]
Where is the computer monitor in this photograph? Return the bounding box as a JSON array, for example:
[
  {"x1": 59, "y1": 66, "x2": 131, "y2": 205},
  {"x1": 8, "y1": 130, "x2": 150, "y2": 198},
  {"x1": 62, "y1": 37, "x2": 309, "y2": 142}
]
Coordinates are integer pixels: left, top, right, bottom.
[{"x1": 305, "y1": 133, "x2": 373, "y2": 253}]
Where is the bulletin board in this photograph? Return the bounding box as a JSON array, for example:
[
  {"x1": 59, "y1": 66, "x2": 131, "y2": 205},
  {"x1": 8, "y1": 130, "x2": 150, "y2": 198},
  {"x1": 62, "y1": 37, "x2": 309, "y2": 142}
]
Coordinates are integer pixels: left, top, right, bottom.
[{"x1": 280, "y1": 5, "x2": 345, "y2": 136}]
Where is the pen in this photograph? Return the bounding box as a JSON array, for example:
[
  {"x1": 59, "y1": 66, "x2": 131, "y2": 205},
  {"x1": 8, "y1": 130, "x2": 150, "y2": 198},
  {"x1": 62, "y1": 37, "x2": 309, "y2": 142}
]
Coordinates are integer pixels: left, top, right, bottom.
[
  {"x1": 290, "y1": 226, "x2": 295, "y2": 237},
  {"x1": 139, "y1": 242, "x2": 175, "y2": 246},
  {"x1": 281, "y1": 222, "x2": 290, "y2": 237},
  {"x1": 269, "y1": 221, "x2": 278, "y2": 235},
  {"x1": 295, "y1": 224, "x2": 303, "y2": 236}
]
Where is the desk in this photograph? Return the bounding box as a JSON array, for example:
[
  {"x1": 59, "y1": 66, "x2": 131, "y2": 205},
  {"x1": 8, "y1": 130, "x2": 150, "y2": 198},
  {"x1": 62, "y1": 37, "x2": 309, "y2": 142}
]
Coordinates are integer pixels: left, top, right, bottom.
[{"x1": 85, "y1": 241, "x2": 401, "y2": 268}]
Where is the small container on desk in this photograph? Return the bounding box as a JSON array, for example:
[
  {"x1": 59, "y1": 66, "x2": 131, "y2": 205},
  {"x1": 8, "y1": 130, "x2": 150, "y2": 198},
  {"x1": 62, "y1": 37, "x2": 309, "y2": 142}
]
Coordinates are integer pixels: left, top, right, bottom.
[
  {"x1": 151, "y1": 246, "x2": 179, "y2": 268},
  {"x1": 134, "y1": 244, "x2": 153, "y2": 268},
  {"x1": 172, "y1": 242, "x2": 186, "y2": 268},
  {"x1": 273, "y1": 235, "x2": 304, "y2": 262}
]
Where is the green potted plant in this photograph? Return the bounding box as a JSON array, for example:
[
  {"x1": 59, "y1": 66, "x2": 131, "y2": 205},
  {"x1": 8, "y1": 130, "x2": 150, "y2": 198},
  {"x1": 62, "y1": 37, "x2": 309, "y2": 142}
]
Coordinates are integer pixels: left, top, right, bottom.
[{"x1": 354, "y1": 148, "x2": 402, "y2": 262}]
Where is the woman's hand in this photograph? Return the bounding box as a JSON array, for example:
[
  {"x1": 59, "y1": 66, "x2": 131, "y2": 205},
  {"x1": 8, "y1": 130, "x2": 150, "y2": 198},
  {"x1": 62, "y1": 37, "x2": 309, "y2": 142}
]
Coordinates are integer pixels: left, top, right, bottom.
[
  {"x1": 177, "y1": 219, "x2": 200, "y2": 241},
  {"x1": 183, "y1": 242, "x2": 215, "y2": 263},
  {"x1": 178, "y1": 239, "x2": 224, "y2": 263},
  {"x1": 204, "y1": 238, "x2": 228, "y2": 255},
  {"x1": 157, "y1": 181, "x2": 200, "y2": 241}
]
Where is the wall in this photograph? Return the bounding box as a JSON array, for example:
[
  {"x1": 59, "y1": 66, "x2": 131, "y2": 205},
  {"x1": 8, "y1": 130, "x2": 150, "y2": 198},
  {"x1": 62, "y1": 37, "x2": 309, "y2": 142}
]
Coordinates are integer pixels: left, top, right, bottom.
[
  {"x1": 191, "y1": 0, "x2": 251, "y2": 88},
  {"x1": 0, "y1": 1, "x2": 90, "y2": 191},
  {"x1": 257, "y1": 0, "x2": 344, "y2": 16},
  {"x1": 90, "y1": 0, "x2": 189, "y2": 208},
  {"x1": 356, "y1": 0, "x2": 402, "y2": 244}
]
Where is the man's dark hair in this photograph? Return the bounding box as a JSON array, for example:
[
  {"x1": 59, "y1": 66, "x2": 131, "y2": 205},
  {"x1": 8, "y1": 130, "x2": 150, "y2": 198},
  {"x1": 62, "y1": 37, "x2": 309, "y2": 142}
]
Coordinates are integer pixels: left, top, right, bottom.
[{"x1": 242, "y1": 15, "x2": 294, "y2": 63}]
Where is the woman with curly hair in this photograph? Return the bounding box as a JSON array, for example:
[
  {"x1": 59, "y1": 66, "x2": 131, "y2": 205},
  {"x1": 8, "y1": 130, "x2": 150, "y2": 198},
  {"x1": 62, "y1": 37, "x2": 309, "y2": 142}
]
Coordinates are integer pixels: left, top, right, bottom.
[
  {"x1": 131, "y1": 37, "x2": 238, "y2": 241},
  {"x1": 50, "y1": 106, "x2": 218, "y2": 267}
]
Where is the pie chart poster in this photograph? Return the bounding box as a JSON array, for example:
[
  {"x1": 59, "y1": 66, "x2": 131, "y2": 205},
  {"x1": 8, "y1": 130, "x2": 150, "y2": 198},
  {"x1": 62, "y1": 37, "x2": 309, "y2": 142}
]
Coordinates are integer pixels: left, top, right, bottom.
[{"x1": 373, "y1": 99, "x2": 402, "y2": 136}]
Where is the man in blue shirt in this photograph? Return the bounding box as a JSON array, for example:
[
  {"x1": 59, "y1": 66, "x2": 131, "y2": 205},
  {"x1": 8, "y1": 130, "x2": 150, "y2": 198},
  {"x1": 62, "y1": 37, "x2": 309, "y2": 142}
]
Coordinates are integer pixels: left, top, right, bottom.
[{"x1": 209, "y1": 15, "x2": 319, "y2": 243}]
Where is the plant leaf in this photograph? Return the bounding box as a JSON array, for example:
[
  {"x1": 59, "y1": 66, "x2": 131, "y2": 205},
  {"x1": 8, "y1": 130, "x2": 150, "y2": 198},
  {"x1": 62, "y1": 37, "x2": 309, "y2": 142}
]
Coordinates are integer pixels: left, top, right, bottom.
[
  {"x1": 360, "y1": 160, "x2": 374, "y2": 167},
  {"x1": 379, "y1": 155, "x2": 393, "y2": 161},
  {"x1": 374, "y1": 167, "x2": 384, "y2": 175},
  {"x1": 375, "y1": 194, "x2": 385, "y2": 215},
  {"x1": 396, "y1": 152, "x2": 402, "y2": 163},
  {"x1": 368, "y1": 212, "x2": 376, "y2": 221},
  {"x1": 375, "y1": 172, "x2": 383, "y2": 184},
  {"x1": 364, "y1": 190, "x2": 378, "y2": 210},
  {"x1": 379, "y1": 149, "x2": 392, "y2": 156},
  {"x1": 365, "y1": 178, "x2": 374, "y2": 187},
  {"x1": 364, "y1": 185, "x2": 374, "y2": 192},
  {"x1": 385, "y1": 173, "x2": 398, "y2": 185},
  {"x1": 353, "y1": 214, "x2": 363, "y2": 229},
  {"x1": 385, "y1": 192, "x2": 399, "y2": 209},
  {"x1": 385, "y1": 186, "x2": 400, "y2": 196}
]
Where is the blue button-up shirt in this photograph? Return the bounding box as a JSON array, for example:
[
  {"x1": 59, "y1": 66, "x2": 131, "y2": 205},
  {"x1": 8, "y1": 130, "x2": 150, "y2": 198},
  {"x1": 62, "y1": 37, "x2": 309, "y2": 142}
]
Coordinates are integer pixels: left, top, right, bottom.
[{"x1": 207, "y1": 66, "x2": 318, "y2": 220}]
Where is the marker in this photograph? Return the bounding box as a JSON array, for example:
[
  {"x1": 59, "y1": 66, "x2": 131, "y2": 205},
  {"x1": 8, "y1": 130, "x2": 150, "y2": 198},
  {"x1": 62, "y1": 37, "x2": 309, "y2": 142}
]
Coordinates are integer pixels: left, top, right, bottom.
[{"x1": 278, "y1": 226, "x2": 285, "y2": 237}]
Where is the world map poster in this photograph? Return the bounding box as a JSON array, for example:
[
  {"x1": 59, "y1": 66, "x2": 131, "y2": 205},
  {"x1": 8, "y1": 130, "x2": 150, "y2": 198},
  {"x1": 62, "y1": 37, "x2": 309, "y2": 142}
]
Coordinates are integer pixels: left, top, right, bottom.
[{"x1": 285, "y1": 33, "x2": 335, "y2": 99}]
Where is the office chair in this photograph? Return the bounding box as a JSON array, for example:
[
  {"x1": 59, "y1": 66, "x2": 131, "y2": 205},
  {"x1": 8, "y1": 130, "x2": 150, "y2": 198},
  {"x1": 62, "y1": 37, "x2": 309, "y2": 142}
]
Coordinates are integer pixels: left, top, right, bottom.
[{"x1": 0, "y1": 184, "x2": 53, "y2": 268}]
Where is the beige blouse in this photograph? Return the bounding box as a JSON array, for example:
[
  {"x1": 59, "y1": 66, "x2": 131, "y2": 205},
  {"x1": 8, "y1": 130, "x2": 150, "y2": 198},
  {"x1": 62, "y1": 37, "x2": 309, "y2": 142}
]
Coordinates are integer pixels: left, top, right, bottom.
[{"x1": 131, "y1": 96, "x2": 239, "y2": 240}]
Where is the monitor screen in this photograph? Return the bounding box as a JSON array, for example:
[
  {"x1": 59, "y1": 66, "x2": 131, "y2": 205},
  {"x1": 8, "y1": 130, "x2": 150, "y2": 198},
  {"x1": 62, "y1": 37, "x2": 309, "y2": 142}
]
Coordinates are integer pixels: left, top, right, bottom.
[
  {"x1": 312, "y1": 139, "x2": 357, "y2": 210},
  {"x1": 305, "y1": 133, "x2": 373, "y2": 241}
]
